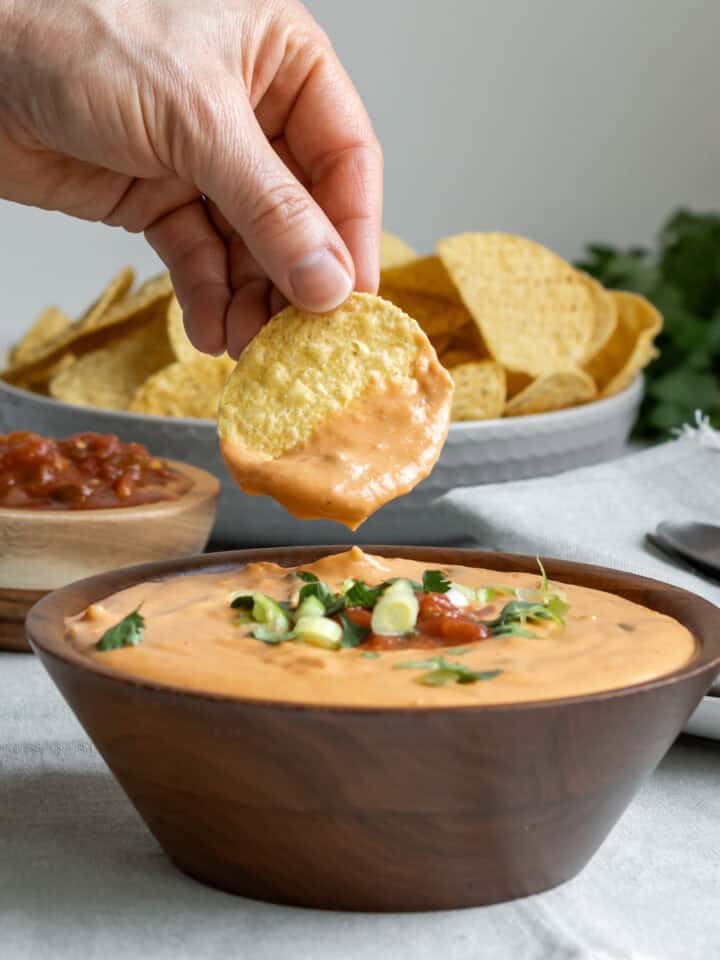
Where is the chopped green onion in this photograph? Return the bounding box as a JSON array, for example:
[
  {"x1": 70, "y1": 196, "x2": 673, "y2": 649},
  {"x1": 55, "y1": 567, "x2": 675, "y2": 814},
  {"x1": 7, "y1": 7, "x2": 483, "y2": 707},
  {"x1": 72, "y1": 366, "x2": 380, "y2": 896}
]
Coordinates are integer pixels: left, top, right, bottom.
[
  {"x1": 253, "y1": 626, "x2": 296, "y2": 645},
  {"x1": 294, "y1": 616, "x2": 342, "y2": 650},
  {"x1": 295, "y1": 595, "x2": 326, "y2": 620},
  {"x1": 371, "y1": 579, "x2": 419, "y2": 636}
]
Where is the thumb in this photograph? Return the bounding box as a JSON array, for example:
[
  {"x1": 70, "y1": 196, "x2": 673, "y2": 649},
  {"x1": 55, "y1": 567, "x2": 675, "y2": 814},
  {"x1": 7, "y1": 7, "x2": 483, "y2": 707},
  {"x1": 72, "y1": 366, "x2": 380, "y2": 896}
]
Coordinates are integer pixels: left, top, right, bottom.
[{"x1": 191, "y1": 100, "x2": 354, "y2": 314}]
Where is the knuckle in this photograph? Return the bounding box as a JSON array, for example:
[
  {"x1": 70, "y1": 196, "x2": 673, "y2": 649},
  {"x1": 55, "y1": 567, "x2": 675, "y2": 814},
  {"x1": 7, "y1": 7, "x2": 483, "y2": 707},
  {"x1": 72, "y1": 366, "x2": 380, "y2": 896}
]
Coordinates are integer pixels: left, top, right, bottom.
[{"x1": 246, "y1": 180, "x2": 312, "y2": 241}]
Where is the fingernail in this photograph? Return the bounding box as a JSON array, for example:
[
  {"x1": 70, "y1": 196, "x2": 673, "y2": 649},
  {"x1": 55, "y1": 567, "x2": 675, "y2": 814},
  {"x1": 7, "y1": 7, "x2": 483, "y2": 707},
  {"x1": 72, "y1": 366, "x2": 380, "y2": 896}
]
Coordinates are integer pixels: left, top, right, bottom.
[{"x1": 289, "y1": 250, "x2": 353, "y2": 313}]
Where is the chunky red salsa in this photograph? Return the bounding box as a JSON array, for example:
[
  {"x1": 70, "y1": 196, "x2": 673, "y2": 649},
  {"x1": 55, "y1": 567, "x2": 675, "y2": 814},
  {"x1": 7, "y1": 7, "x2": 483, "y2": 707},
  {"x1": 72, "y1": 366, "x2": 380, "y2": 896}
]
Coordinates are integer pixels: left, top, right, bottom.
[
  {"x1": 0, "y1": 431, "x2": 192, "y2": 510},
  {"x1": 343, "y1": 593, "x2": 493, "y2": 650}
]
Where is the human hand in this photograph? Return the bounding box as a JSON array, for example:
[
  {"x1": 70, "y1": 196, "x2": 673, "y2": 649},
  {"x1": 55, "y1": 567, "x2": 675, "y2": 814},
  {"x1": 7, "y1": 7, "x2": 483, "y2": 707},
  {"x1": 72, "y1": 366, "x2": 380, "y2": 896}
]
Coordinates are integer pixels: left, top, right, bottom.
[{"x1": 0, "y1": 0, "x2": 382, "y2": 356}]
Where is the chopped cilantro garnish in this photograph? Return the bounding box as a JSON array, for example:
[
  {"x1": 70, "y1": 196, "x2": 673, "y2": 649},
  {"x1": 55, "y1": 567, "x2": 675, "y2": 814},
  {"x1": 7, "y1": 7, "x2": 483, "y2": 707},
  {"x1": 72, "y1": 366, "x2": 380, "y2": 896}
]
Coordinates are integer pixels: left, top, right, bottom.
[
  {"x1": 361, "y1": 651, "x2": 381, "y2": 660},
  {"x1": 96, "y1": 608, "x2": 145, "y2": 651},
  {"x1": 344, "y1": 580, "x2": 384, "y2": 609},
  {"x1": 296, "y1": 571, "x2": 319, "y2": 583},
  {"x1": 422, "y1": 570, "x2": 451, "y2": 593},
  {"x1": 486, "y1": 599, "x2": 563, "y2": 632},
  {"x1": 394, "y1": 656, "x2": 502, "y2": 686},
  {"x1": 338, "y1": 612, "x2": 369, "y2": 648}
]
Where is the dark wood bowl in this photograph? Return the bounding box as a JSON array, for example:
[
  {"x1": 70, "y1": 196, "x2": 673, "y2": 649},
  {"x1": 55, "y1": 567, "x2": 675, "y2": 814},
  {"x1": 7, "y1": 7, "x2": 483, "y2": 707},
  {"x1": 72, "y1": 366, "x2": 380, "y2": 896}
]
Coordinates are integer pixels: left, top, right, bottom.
[{"x1": 26, "y1": 546, "x2": 720, "y2": 912}]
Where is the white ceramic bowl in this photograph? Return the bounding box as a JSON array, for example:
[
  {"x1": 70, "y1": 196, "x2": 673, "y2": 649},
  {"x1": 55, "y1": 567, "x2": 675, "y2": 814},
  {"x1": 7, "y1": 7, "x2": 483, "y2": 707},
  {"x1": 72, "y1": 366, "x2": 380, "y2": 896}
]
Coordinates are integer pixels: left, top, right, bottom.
[{"x1": 0, "y1": 376, "x2": 643, "y2": 545}]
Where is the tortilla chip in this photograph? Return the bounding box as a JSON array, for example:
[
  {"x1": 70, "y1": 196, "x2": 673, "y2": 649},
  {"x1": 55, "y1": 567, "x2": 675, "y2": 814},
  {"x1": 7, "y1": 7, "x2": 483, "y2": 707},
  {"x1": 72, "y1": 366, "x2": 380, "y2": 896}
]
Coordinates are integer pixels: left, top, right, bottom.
[
  {"x1": 379, "y1": 256, "x2": 473, "y2": 337},
  {"x1": 380, "y1": 230, "x2": 417, "y2": 269},
  {"x1": 446, "y1": 321, "x2": 487, "y2": 353},
  {"x1": 429, "y1": 333, "x2": 451, "y2": 356},
  {"x1": 585, "y1": 291, "x2": 662, "y2": 397},
  {"x1": 504, "y1": 370, "x2": 597, "y2": 417},
  {"x1": 48, "y1": 312, "x2": 174, "y2": 410},
  {"x1": 165, "y1": 295, "x2": 199, "y2": 363},
  {"x1": 218, "y1": 292, "x2": 452, "y2": 459},
  {"x1": 505, "y1": 370, "x2": 533, "y2": 398},
  {"x1": 440, "y1": 348, "x2": 480, "y2": 369},
  {"x1": 9, "y1": 307, "x2": 71, "y2": 367},
  {"x1": 3, "y1": 269, "x2": 177, "y2": 387},
  {"x1": 437, "y1": 233, "x2": 594, "y2": 375},
  {"x1": 576, "y1": 271, "x2": 618, "y2": 362},
  {"x1": 129, "y1": 355, "x2": 235, "y2": 419},
  {"x1": 450, "y1": 361, "x2": 506, "y2": 421}
]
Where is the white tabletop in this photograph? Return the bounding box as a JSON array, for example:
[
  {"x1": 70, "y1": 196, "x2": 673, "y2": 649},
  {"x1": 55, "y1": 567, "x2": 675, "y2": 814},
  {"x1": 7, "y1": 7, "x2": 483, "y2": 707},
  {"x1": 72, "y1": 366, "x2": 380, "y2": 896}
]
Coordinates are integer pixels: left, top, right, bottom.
[{"x1": 2, "y1": 652, "x2": 718, "y2": 960}]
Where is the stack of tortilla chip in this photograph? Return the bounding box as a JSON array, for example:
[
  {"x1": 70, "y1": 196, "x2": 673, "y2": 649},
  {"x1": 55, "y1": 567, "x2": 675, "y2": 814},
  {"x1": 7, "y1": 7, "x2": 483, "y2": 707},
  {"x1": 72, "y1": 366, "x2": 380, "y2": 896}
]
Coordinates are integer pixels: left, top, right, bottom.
[
  {"x1": 2, "y1": 270, "x2": 233, "y2": 419},
  {"x1": 2, "y1": 230, "x2": 661, "y2": 423},
  {"x1": 379, "y1": 231, "x2": 661, "y2": 421}
]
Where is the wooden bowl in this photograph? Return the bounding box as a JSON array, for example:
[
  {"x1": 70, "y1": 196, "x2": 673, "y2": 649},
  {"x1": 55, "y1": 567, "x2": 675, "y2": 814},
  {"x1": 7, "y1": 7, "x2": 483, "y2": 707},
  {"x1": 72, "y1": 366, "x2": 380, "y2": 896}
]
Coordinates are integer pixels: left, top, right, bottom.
[
  {"x1": 26, "y1": 546, "x2": 720, "y2": 911},
  {"x1": 0, "y1": 461, "x2": 218, "y2": 651}
]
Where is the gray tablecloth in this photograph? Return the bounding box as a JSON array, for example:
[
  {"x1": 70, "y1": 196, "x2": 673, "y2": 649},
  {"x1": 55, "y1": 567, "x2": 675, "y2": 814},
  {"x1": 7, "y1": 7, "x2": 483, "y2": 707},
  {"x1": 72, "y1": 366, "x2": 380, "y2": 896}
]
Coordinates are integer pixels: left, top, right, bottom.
[{"x1": 2, "y1": 422, "x2": 719, "y2": 959}]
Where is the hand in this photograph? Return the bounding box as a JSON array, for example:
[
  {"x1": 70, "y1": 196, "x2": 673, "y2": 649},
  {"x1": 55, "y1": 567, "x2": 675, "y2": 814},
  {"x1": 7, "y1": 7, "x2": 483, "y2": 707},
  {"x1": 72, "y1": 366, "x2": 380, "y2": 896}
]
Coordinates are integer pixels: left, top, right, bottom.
[{"x1": 0, "y1": 0, "x2": 382, "y2": 356}]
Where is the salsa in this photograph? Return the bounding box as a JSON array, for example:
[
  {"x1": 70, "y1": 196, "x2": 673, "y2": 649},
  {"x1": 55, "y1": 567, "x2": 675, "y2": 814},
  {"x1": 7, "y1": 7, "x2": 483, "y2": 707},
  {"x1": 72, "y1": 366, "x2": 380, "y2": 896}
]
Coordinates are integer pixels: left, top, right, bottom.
[
  {"x1": 342, "y1": 595, "x2": 493, "y2": 650},
  {"x1": 0, "y1": 431, "x2": 192, "y2": 509}
]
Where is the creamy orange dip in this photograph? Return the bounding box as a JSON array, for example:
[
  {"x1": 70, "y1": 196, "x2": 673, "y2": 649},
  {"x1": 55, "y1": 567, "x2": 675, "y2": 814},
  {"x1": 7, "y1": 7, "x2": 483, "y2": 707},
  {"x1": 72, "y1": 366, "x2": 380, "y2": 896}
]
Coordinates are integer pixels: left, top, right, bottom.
[
  {"x1": 220, "y1": 363, "x2": 451, "y2": 530},
  {"x1": 220, "y1": 361, "x2": 452, "y2": 530},
  {"x1": 66, "y1": 549, "x2": 695, "y2": 707}
]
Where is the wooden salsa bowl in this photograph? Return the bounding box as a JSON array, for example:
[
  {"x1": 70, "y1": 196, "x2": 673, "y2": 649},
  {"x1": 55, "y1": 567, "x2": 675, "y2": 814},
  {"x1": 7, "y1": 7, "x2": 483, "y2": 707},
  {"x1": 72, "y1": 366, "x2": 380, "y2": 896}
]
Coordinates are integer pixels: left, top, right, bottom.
[
  {"x1": 26, "y1": 546, "x2": 720, "y2": 911},
  {"x1": 0, "y1": 461, "x2": 218, "y2": 651}
]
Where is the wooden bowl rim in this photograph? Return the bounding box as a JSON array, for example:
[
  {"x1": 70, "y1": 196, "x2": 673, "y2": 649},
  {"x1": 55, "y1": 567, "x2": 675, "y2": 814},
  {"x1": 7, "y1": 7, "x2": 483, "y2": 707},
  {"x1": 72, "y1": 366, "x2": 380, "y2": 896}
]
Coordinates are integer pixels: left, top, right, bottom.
[
  {"x1": 26, "y1": 545, "x2": 720, "y2": 714},
  {"x1": 0, "y1": 460, "x2": 219, "y2": 520}
]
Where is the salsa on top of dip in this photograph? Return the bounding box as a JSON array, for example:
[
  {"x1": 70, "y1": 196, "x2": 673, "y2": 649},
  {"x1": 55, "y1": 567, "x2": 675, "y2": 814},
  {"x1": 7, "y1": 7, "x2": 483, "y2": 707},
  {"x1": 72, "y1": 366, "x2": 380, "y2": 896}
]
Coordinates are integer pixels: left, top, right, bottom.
[
  {"x1": 66, "y1": 548, "x2": 696, "y2": 707},
  {"x1": 0, "y1": 431, "x2": 192, "y2": 510}
]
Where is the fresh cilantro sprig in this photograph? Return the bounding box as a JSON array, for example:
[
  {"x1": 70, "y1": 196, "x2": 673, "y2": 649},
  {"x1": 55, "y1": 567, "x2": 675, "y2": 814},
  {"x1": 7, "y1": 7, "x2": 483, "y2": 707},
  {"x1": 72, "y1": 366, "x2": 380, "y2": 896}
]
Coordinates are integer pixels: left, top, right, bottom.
[
  {"x1": 96, "y1": 608, "x2": 145, "y2": 651},
  {"x1": 485, "y1": 599, "x2": 563, "y2": 638},
  {"x1": 576, "y1": 208, "x2": 720, "y2": 438}
]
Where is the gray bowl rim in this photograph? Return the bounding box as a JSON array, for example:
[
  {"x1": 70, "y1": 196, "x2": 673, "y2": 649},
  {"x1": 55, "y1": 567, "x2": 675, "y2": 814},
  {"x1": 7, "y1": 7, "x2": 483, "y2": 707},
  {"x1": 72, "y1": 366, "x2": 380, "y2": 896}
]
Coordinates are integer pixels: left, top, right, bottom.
[{"x1": 0, "y1": 373, "x2": 643, "y2": 432}]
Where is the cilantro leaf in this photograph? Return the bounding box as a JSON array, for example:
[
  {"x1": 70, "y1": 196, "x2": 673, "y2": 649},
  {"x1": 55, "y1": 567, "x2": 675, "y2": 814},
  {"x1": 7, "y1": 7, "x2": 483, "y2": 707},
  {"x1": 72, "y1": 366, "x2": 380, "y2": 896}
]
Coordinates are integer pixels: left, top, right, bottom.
[
  {"x1": 296, "y1": 571, "x2": 319, "y2": 583},
  {"x1": 486, "y1": 600, "x2": 563, "y2": 635},
  {"x1": 394, "y1": 656, "x2": 502, "y2": 686},
  {"x1": 422, "y1": 570, "x2": 451, "y2": 593},
  {"x1": 361, "y1": 651, "x2": 381, "y2": 660},
  {"x1": 576, "y1": 208, "x2": 720, "y2": 439},
  {"x1": 344, "y1": 580, "x2": 384, "y2": 609},
  {"x1": 338, "y1": 612, "x2": 369, "y2": 648},
  {"x1": 96, "y1": 608, "x2": 145, "y2": 652}
]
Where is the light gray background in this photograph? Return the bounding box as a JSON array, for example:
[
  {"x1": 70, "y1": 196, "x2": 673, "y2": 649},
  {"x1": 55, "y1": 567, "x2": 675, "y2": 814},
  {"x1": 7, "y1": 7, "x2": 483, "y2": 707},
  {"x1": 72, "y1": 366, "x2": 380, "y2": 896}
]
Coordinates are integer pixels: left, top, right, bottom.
[{"x1": 2, "y1": 0, "x2": 719, "y2": 348}]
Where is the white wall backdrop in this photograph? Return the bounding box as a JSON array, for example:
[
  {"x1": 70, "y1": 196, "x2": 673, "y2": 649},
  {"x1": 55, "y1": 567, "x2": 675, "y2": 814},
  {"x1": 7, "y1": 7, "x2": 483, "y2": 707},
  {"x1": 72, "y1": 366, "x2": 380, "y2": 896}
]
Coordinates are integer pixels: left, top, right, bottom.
[{"x1": 2, "y1": 0, "x2": 719, "y2": 346}]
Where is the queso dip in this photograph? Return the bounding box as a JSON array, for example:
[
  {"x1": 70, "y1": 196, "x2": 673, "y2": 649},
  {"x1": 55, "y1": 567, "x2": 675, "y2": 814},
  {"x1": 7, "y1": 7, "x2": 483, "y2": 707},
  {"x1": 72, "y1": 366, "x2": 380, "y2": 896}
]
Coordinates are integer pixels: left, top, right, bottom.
[{"x1": 66, "y1": 548, "x2": 695, "y2": 707}]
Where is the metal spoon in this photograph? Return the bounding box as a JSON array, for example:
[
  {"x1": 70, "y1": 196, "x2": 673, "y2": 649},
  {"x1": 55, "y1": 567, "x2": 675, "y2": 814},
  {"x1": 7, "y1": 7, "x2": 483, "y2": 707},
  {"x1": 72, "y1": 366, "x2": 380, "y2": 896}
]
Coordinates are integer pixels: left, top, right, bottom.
[{"x1": 648, "y1": 521, "x2": 720, "y2": 582}]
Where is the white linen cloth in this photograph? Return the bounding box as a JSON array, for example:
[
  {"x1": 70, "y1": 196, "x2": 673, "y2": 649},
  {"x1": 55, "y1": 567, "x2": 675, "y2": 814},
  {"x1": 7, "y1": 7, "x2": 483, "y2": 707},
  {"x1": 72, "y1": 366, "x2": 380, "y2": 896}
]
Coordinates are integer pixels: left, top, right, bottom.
[
  {"x1": 438, "y1": 418, "x2": 720, "y2": 611},
  {"x1": 2, "y1": 424, "x2": 719, "y2": 960}
]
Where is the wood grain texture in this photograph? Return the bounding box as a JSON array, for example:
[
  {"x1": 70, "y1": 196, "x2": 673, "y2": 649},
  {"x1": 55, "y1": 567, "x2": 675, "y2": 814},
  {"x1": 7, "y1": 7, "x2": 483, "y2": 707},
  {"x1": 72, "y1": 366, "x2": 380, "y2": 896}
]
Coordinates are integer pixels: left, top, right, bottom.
[
  {"x1": 0, "y1": 461, "x2": 219, "y2": 594},
  {"x1": 0, "y1": 586, "x2": 46, "y2": 651},
  {"x1": 26, "y1": 546, "x2": 720, "y2": 911}
]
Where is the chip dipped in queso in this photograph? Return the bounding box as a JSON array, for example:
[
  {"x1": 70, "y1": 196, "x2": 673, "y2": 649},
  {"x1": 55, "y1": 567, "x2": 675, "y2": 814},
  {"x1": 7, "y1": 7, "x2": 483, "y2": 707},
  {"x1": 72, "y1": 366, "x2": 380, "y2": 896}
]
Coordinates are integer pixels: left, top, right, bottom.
[{"x1": 66, "y1": 548, "x2": 695, "y2": 708}]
